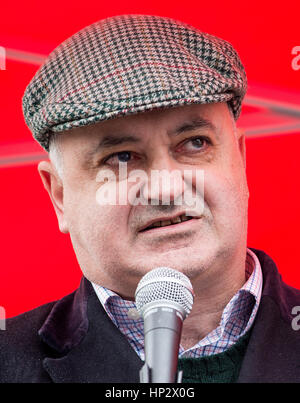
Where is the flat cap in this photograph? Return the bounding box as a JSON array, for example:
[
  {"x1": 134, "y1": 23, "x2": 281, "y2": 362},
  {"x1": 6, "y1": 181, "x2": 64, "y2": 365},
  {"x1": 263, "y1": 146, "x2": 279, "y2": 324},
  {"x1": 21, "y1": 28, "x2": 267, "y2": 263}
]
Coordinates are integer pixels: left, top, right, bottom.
[{"x1": 22, "y1": 14, "x2": 247, "y2": 151}]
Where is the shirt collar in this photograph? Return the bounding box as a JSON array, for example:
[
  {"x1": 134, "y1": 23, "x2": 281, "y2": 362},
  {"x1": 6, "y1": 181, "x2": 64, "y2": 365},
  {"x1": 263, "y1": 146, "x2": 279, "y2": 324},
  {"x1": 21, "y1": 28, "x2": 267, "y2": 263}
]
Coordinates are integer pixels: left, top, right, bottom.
[
  {"x1": 91, "y1": 248, "x2": 263, "y2": 358},
  {"x1": 218, "y1": 248, "x2": 262, "y2": 333}
]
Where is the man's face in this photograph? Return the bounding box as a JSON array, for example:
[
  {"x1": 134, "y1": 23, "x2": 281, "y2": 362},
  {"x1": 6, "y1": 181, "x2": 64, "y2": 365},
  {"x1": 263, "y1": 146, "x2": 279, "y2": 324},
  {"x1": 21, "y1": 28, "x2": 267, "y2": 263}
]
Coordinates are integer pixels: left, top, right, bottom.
[{"x1": 40, "y1": 103, "x2": 249, "y2": 298}]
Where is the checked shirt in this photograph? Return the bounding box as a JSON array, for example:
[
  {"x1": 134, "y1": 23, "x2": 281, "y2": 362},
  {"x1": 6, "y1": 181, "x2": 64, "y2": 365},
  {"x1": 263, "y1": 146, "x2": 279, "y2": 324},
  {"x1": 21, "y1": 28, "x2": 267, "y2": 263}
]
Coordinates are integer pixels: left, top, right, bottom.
[{"x1": 92, "y1": 248, "x2": 262, "y2": 360}]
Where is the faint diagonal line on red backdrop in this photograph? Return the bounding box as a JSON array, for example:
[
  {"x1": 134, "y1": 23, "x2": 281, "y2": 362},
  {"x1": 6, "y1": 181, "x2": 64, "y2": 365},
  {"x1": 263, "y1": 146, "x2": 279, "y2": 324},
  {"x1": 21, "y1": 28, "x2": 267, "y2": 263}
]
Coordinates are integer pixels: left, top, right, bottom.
[
  {"x1": 246, "y1": 95, "x2": 300, "y2": 117},
  {"x1": 245, "y1": 123, "x2": 300, "y2": 137},
  {"x1": 0, "y1": 153, "x2": 47, "y2": 167},
  {"x1": 0, "y1": 141, "x2": 48, "y2": 168},
  {"x1": 5, "y1": 48, "x2": 47, "y2": 65}
]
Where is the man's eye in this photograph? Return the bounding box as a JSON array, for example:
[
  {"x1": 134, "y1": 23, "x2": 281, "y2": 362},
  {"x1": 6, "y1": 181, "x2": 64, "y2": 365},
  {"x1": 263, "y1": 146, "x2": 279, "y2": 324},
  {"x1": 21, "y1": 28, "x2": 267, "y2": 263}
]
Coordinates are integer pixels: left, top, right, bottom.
[
  {"x1": 103, "y1": 151, "x2": 134, "y2": 165},
  {"x1": 189, "y1": 138, "x2": 205, "y2": 148},
  {"x1": 179, "y1": 136, "x2": 210, "y2": 152}
]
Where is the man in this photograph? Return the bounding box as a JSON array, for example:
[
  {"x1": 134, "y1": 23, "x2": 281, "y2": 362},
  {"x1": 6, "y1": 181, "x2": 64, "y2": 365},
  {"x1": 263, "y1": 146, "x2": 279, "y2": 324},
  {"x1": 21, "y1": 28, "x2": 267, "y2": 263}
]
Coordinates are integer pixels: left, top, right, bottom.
[{"x1": 1, "y1": 14, "x2": 299, "y2": 383}]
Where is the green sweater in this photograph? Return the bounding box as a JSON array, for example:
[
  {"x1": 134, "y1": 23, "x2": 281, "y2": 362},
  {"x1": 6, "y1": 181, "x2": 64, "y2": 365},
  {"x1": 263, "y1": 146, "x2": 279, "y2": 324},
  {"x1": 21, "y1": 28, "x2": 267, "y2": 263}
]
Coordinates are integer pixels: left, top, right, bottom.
[{"x1": 178, "y1": 330, "x2": 251, "y2": 383}]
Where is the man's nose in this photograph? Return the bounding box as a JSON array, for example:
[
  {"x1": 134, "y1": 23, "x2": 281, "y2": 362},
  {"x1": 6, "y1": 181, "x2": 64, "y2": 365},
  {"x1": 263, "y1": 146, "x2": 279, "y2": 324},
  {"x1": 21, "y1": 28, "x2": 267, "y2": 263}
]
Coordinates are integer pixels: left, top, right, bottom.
[{"x1": 140, "y1": 154, "x2": 185, "y2": 205}]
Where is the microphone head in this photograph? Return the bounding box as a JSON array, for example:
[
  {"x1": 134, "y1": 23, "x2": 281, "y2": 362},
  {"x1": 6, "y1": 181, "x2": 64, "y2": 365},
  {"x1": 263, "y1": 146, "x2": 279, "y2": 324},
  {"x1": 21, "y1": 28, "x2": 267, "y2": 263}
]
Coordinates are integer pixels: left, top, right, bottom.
[{"x1": 135, "y1": 267, "x2": 194, "y2": 319}]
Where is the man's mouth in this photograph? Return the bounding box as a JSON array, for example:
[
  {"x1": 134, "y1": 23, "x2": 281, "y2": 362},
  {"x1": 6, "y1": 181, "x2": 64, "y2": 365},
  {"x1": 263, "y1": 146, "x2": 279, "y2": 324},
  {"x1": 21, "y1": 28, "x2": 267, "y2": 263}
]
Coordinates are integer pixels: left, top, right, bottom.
[{"x1": 139, "y1": 214, "x2": 194, "y2": 232}]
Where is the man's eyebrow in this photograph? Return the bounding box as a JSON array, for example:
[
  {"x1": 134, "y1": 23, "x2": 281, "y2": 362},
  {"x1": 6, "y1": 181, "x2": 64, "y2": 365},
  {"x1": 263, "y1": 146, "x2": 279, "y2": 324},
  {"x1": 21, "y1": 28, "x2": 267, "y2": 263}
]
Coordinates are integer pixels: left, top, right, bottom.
[
  {"x1": 83, "y1": 134, "x2": 141, "y2": 161},
  {"x1": 169, "y1": 117, "x2": 217, "y2": 136},
  {"x1": 96, "y1": 134, "x2": 141, "y2": 148}
]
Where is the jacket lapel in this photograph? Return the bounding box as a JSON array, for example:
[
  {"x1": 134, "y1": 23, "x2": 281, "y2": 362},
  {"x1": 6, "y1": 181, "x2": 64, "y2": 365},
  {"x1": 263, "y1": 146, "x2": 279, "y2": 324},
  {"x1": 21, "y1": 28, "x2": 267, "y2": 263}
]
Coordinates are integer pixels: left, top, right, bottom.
[
  {"x1": 237, "y1": 295, "x2": 300, "y2": 382},
  {"x1": 39, "y1": 277, "x2": 143, "y2": 383},
  {"x1": 238, "y1": 249, "x2": 300, "y2": 382}
]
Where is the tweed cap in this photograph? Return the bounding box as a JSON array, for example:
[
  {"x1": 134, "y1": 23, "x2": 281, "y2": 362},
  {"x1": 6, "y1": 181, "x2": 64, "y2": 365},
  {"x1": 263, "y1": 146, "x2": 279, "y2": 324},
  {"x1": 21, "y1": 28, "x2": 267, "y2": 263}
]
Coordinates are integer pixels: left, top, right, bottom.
[{"x1": 22, "y1": 14, "x2": 247, "y2": 151}]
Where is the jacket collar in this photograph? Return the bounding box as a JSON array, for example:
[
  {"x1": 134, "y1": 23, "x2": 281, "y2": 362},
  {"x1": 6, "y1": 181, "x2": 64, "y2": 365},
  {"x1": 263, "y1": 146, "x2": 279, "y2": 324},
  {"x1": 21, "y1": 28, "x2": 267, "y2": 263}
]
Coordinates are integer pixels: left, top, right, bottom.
[
  {"x1": 38, "y1": 277, "x2": 89, "y2": 355},
  {"x1": 39, "y1": 277, "x2": 142, "y2": 382},
  {"x1": 238, "y1": 248, "x2": 300, "y2": 382}
]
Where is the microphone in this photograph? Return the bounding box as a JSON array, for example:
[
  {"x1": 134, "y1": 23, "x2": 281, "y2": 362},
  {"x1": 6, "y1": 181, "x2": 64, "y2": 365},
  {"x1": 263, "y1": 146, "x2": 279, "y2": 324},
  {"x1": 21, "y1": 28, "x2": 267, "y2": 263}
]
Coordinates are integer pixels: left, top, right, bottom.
[{"x1": 135, "y1": 267, "x2": 194, "y2": 383}]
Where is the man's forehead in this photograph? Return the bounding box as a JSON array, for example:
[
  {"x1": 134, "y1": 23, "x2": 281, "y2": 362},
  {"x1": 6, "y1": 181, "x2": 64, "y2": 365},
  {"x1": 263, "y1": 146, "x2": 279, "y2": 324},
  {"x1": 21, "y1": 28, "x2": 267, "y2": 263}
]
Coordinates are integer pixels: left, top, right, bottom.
[
  {"x1": 75, "y1": 102, "x2": 226, "y2": 136},
  {"x1": 68, "y1": 103, "x2": 226, "y2": 157}
]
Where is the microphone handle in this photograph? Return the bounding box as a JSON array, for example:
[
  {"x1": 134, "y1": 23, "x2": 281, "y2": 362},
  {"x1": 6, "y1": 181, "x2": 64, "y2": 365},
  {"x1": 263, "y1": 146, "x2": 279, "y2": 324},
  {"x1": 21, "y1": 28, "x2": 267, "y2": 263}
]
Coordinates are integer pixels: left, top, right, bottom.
[{"x1": 141, "y1": 307, "x2": 183, "y2": 383}]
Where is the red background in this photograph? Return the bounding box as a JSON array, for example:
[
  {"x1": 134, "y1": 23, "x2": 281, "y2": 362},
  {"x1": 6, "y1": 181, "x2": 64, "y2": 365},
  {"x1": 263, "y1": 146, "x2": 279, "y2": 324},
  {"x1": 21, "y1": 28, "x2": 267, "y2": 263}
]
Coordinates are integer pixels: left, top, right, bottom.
[{"x1": 0, "y1": 0, "x2": 299, "y2": 318}]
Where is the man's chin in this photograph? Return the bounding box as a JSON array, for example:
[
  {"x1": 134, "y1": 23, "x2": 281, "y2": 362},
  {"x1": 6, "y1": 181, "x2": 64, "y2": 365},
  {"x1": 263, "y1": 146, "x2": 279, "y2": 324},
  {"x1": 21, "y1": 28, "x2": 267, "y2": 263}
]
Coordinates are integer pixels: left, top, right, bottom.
[{"x1": 131, "y1": 256, "x2": 207, "y2": 281}]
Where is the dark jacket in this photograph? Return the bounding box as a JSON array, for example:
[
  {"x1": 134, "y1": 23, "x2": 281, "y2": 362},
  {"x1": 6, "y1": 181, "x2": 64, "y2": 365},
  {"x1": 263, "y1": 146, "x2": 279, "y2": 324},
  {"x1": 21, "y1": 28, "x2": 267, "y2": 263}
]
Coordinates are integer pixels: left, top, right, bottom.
[{"x1": 0, "y1": 249, "x2": 300, "y2": 383}]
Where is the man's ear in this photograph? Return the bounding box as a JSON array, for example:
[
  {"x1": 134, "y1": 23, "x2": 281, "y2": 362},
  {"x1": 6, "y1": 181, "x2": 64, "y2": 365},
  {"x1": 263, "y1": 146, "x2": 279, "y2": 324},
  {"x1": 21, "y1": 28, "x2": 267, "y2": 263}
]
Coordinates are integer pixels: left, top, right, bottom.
[
  {"x1": 236, "y1": 127, "x2": 250, "y2": 199},
  {"x1": 38, "y1": 160, "x2": 69, "y2": 234},
  {"x1": 236, "y1": 127, "x2": 247, "y2": 169}
]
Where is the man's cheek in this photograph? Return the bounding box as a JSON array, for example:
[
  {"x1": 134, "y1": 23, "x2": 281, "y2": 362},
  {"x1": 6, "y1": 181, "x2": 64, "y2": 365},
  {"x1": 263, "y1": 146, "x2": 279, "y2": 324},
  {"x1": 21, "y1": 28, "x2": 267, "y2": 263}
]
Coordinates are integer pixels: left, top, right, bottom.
[
  {"x1": 201, "y1": 171, "x2": 234, "y2": 210},
  {"x1": 95, "y1": 206, "x2": 129, "y2": 236}
]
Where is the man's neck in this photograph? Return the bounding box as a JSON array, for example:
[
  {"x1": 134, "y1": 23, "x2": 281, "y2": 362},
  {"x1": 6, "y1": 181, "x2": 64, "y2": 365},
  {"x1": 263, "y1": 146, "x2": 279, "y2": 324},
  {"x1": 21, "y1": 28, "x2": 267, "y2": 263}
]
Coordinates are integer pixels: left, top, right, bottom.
[{"x1": 180, "y1": 257, "x2": 246, "y2": 350}]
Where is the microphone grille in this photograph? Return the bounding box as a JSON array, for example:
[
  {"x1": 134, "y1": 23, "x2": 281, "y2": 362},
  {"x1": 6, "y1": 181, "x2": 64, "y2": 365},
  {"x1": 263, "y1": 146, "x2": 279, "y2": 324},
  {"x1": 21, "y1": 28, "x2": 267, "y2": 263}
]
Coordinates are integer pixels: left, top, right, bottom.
[{"x1": 135, "y1": 267, "x2": 194, "y2": 317}]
